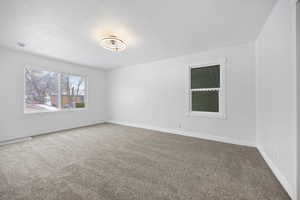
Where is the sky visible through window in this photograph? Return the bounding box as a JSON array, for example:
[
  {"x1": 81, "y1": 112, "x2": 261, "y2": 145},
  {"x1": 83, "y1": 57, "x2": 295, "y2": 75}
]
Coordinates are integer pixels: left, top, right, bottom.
[{"x1": 63, "y1": 75, "x2": 85, "y2": 96}]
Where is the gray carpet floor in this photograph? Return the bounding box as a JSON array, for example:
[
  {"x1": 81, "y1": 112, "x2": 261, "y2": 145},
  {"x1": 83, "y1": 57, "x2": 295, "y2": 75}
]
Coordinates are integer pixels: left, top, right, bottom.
[{"x1": 0, "y1": 123, "x2": 290, "y2": 200}]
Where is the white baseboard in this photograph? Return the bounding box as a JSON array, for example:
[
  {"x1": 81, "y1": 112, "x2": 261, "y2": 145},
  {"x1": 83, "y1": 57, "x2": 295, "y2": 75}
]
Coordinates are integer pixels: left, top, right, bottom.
[
  {"x1": 0, "y1": 137, "x2": 32, "y2": 146},
  {"x1": 257, "y1": 145, "x2": 295, "y2": 200},
  {"x1": 107, "y1": 120, "x2": 256, "y2": 147},
  {"x1": 0, "y1": 121, "x2": 105, "y2": 144}
]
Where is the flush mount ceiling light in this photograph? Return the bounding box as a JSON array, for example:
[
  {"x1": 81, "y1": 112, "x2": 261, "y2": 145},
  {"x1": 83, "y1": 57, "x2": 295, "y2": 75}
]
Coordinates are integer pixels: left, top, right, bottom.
[{"x1": 100, "y1": 35, "x2": 127, "y2": 52}]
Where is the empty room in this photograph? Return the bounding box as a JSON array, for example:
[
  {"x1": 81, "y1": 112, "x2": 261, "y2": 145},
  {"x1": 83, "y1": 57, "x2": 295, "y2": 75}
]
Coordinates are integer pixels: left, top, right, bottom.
[{"x1": 0, "y1": 0, "x2": 299, "y2": 199}]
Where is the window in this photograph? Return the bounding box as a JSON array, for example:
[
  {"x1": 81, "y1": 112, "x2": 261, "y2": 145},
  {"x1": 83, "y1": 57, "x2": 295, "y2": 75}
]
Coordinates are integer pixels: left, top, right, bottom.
[
  {"x1": 61, "y1": 74, "x2": 86, "y2": 109},
  {"x1": 24, "y1": 68, "x2": 87, "y2": 113},
  {"x1": 186, "y1": 59, "x2": 226, "y2": 118}
]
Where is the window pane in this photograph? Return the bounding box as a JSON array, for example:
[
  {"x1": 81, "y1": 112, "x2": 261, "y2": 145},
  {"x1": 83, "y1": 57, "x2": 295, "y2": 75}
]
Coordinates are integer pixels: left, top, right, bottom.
[
  {"x1": 25, "y1": 68, "x2": 59, "y2": 113},
  {"x1": 192, "y1": 90, "x2": 219, "y2": 112},
  {"x1": 191, "y1": 65, "x2": 220, "y2": 89},
  {"x1": 61, "y1": 74, "x2": 86, "y2": 109}
]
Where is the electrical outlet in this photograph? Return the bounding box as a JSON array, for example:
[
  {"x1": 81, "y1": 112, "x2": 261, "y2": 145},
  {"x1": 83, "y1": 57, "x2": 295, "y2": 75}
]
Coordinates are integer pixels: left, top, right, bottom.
[{"x1": 178, "y1": 123, "x2": 182, "y2": 129}]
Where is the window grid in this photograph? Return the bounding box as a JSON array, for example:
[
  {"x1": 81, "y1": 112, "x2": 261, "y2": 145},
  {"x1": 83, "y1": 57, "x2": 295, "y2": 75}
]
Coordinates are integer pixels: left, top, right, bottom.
[
  {"x1": 190, "y1": 88, "x2": 220, "y2": 92},
  {"x1": 186, "y1": 59, "x2": 226, "y2": 119}
]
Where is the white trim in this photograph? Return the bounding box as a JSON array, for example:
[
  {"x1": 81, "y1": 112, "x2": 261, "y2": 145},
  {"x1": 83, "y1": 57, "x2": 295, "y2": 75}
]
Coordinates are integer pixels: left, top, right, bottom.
[
  {"x1": 0, "y1": 137, "x2": 32, "y2": 146},
  {"x1": 191, "y1": 88, "x2": 220, "y2": 91},
  {"x1": 58, "y1": 72, "x2": 62, "y2": 110},
  {"x1": 187, "y1": 111, "x2": 226, "y2": 119},
  {"x1": 186, "y1": 58, "x2": 227, "y2": 119},
  {"x1": 0, "y1": 121, "x2": 105, "y2": 143},
  {"x1": 257, "y1": 145, "x2": 295, "y2": 200},
  {"x1": 108, "y1": 120, "x2": 256, "y2": 147},
  {"x1": 24, "y1": 107, "x2": 88, "y2": 115}
]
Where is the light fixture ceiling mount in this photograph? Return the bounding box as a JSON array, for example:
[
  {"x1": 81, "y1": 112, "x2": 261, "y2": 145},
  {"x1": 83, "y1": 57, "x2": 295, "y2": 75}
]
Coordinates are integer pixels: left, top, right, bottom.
[{"x1": 100, "y1": 35, "x2": 126, "y2": 52}]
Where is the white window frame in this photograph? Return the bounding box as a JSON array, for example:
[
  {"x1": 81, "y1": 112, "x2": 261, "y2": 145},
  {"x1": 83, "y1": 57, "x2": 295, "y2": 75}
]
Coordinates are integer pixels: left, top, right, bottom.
[
  {"x1": 186, "y1": 58, "x2": 226, "y2": 119},
  {"x1": 24, "y1": 67, "x2": 88, "y2": 114}
]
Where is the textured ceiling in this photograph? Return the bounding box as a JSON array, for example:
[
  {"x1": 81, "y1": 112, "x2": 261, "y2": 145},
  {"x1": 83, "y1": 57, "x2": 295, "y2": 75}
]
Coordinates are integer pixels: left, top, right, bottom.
[{"x1": 0, "y1": 0, "x2": 276, "y2": 69}]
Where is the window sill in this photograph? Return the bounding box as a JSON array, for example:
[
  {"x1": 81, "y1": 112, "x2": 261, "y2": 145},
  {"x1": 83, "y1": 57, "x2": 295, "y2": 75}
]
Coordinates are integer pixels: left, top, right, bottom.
[
  {"x1": 24, "y1": 108, "x2": 88, "y2": 115},
  {"x1": 186, "y1": 111, "x2": 226, "y2": 119}
]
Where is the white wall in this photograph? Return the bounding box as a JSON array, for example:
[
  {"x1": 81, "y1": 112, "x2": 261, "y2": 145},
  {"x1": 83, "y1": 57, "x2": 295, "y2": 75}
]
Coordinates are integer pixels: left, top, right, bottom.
[
  {"x1": 0, "y1": 47, "x2": 107, "y2": 142},
  {"x1": 297, "y1": 1, "x2": 300, "y2": 199},
  {"x1": 255, "y1": 0, "x2": 297, "y2": 199},
  {"x1": 107, "y1": 43, "x2": 256, "y2": 146}
]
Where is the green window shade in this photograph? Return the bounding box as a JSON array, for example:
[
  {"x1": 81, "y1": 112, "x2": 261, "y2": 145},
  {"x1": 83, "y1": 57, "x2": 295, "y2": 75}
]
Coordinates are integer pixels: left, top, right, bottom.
[
  {"x1": 192, "y1": 90, "x2": 219, "y2": 112},
  {"x1": 191, "y1": 65, "x2": 220, "y2": 89}
]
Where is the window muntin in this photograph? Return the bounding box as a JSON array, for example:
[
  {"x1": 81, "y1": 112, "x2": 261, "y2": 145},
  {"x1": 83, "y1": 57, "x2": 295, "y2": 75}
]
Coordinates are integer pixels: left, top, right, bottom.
[
  {"x1": 24, "y1": 68, "x2": 87, "y2": 113},
  {"x1": 187, "y1": 60, "x2": 225, "y2": 118}
]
